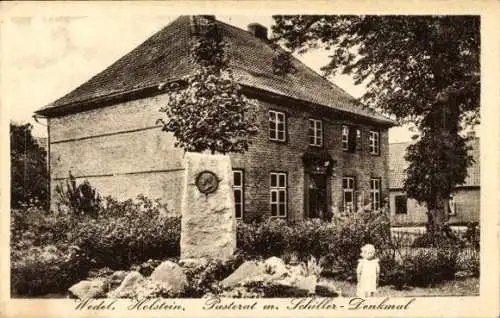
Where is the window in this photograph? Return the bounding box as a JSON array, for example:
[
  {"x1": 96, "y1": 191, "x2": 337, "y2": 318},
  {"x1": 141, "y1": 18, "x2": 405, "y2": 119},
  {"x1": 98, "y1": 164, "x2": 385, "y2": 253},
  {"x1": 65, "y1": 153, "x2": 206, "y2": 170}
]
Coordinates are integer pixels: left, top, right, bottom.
[
  {"x1": 342, "y1": 125, "x2": 349, "y2": 151},
  {"x1": 342, "y1": 125, "x2": 358, "y2": 152},
  {"x1": 343, "y1": 177, "x2": 356, "y2": 213},
  {"x1": 308, "y1": 119, "x2": 323, "y2": 146},
  {"x1": 270, "y1": 172, "x2": 287, "y2": 217},
  {"x1": 370, "y1": 178, "x2": 381, "y2": 211},
  {"x1": 448, "y1": 195, "x2": 456, "y2": 216},
  {"x1": 369, "y1": 131, "x2": 380, "y2": 155},
  {"x1": 233, "y1": 170, "x2": 244, "y2": 219},
  {"x1": 356, "y1": 128, "x2": 362, "y2": 151},
  {"x1": 395, "y1": 195, "x2": 407, "y2": 214},
  {"x1": 269, "y1": 110, "x2": 286, "y2": 141}
]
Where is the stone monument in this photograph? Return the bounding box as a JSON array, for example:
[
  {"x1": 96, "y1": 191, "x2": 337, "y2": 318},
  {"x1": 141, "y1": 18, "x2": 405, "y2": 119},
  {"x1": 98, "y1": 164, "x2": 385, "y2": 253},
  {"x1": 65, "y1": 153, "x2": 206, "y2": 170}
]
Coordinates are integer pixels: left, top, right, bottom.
[{"x1": 180, "y1": 152, "x2": 237, "y2": 260}]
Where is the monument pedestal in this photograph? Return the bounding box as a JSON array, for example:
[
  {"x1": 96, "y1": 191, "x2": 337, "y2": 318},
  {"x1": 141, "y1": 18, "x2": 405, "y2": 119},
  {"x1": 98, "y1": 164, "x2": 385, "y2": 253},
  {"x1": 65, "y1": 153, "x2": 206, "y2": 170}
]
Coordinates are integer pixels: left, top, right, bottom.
[{"x1": 180, "y1": 152, "x2": 237, "y2": 261}]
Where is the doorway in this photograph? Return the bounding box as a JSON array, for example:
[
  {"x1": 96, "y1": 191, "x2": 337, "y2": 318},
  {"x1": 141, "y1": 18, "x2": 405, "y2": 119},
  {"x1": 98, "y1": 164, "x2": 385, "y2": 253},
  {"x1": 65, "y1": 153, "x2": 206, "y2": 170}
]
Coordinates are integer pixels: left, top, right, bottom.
[{"x1": 308, "y1": 173, "x2": 328, "y2": 220}]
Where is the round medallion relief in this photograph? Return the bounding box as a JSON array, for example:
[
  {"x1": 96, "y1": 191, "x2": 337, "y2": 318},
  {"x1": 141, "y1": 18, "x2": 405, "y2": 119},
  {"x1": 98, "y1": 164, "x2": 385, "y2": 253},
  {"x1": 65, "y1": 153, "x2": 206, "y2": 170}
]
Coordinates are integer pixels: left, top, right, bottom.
[{"x1": 195, "y1": 170, "x2": 219, "y2": 194}]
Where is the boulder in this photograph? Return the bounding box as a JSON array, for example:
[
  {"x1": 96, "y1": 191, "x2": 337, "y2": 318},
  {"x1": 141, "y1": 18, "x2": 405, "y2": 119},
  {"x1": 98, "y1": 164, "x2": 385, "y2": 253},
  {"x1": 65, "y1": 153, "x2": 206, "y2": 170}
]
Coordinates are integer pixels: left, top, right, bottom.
[
  {"x1": 107, "y1": 271, "x2": 144, "y2": 298},
  {"x1": 221, "y1": 261, "x2": 266, "y2": 288},
  {"x1": 150, "y1": 261, "x2": 187, "y2": 295},
  {"x1": 316, "y1": 281, "x2": 341, "y2": 297},
  {"x1": 68, "y1": 280, "x2": 106, "y2": 299},
  {"x1": 106, "y1": 271, "x2": 129, "y2": 291},
  {"x1": 264, "y1": 257, "x2": 289, "y2": 277}
]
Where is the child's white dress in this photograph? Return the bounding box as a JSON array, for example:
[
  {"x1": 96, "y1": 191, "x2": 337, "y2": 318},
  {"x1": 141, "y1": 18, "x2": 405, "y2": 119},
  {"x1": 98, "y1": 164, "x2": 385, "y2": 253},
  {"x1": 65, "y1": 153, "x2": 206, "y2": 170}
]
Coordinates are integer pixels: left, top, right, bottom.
[{"x1": 356, "y1": 258, "x2": 380, "y2": 296}]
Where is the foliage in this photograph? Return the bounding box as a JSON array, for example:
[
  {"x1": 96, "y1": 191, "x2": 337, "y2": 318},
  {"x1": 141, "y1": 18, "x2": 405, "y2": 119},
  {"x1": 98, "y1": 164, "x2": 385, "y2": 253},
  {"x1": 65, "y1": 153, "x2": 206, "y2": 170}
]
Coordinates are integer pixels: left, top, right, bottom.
[
  {"x1": 183, "y1": 252, "x2": 246, "y2": 297},
  {"x1": 10, "y1": 123, "x2": 48, "y2": 208},
  {"x1": 159, "y1": 17, "x2": 258, "y2": 154},
  {"x1": 236, "y1": 213, "x2": 391, "y2": 279},
  {"x1": 271, "y1": 16, "x2": 480, "y2": 230},
  {"x1": 11, "y1": 245, "x2": 92, "y2": 296},
  {"x1": 299, "y1": 256, "x2": 325, "y2": 277},
  {"x1": 130, "y1": 259, "x2": 164, "y2": 277},
  {"x1": 54, "y1": 174, "x2": 102, "y2": 218},
  {"x1": 272, "y1": 51, "x2": 297, "y2": 75},
  {"x1": 10, "y1": 206, "x2": 73, "y2": 252},
  {"x1": 10, "y1": 194, "x2": 181, "y2": 296},
  {"x1": 236, "y1": 218, "x2": 291, "y2": 258},
  {"x1": 73, "y1": 196, "x2": 180, "y2": 269}
]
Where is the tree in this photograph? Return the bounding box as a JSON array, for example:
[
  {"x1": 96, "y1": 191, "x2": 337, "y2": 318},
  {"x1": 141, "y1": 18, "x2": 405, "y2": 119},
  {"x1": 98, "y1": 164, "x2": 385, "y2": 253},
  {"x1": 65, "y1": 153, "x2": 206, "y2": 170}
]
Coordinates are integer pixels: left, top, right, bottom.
[
  {"x1": 271, "y1": 16, "x2": 479, "y2": 232},
  {"x1": 10, "y1": 123, "x2": 49, "y2": 208},
  {"x1": 159, "y1": 17, "x2": 258, "y2": 155}
]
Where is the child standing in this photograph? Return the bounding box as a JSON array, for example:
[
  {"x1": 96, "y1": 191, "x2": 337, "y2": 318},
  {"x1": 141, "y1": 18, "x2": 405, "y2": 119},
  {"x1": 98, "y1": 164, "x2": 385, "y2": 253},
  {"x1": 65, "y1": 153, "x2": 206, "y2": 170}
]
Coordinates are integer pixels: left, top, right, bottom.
[{"x1": 356, "y1": 244, "x2": 380, "y2": 297}]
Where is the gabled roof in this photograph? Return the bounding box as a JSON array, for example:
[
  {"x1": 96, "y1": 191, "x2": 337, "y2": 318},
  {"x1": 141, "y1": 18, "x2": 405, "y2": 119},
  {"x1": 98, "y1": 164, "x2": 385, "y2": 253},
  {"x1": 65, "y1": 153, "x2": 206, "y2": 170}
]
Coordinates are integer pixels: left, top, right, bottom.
[
  {"x1": 35, "y1": 16, "x2": 394, "y2": 125},
  {"x1": 389, "y1": 137, "x2": 480, "y2": 189}
]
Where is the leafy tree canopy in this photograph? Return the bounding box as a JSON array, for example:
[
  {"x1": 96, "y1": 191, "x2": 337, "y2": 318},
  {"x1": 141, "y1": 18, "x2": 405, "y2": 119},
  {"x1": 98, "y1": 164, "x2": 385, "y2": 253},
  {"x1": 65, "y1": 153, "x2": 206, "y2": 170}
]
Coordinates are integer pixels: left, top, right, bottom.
[
  {"x1": 10, "y1": 123, "x2": 48, "y2": 208},
  {"x1": 271, "y1": 16, "x2": 480, "y2": 230},
  {"x1": 159, "y1": 18, "x2": 258, "y2": 155}
]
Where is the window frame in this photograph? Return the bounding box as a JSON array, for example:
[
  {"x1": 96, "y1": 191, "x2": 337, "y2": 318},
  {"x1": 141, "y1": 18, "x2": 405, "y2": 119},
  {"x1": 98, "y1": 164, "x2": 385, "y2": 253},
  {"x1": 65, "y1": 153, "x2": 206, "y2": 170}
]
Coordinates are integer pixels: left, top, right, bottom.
[
  {"x1": 370, "y1": 178, "x2": 381, "y2": 211},
  {"x1": 233, "y1": 169, "x2": 244, "y2": 219},
  {"x1": 270, "y1": 172, "x2": 287, "y2": 218},
  {"x1": 342, "y1": 125, "x2": 349, "y2": 151},
  {"x1": 308, "y1": 118, "x2": 323, "y2": 147},
  {"x1": 394, "y1": 194, "x2": 407, "y2": 214},
  {"x1": 268, "y1": 110, "x2": 287, "y2": 142},
  {"x1": 342, "y1": 176, "x2": 356, "y2": 213},
  {"x1": 369, "y1": 131, "x2": 380, "y2": 155}
]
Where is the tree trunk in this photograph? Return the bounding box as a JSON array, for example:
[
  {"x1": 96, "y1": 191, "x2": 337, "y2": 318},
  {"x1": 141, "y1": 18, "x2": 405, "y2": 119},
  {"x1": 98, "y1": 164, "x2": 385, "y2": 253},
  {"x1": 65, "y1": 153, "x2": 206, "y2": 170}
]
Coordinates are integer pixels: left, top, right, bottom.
[{"x1": 426, "y1": 193, "x2": 448, "y2": 233}]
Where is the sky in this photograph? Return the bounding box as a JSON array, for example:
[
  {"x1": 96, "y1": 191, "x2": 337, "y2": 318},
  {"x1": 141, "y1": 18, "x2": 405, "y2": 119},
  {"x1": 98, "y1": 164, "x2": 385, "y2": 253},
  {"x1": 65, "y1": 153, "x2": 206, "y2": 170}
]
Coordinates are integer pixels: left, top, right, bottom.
[{"x1": 2, "y1": 14, "x2": 413, "y2": 141}]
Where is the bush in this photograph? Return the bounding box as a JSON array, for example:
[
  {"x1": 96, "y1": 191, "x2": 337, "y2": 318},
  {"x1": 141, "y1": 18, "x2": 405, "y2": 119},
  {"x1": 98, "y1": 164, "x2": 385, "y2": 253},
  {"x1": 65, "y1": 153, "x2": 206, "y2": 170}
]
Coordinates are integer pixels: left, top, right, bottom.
[
  {"x1": 54, "y1": 174, "x2": 102, "y2": 218},
  {"x1": 11, "y1": 245, "x2": 92, "y2": 296},
  {"x1": 74, "y1": 196, "x2": 180, "y2": 269},
  {"x1": 236, "y1": 212, "x2": 392, "y2": 279},
  {"x1": 236, "y1": 218, "x2": 291, "y2": 258},
  {"x1": 10, "y1": 195, "x2": 181, "y2": 296},
  {"x1": 183, "y1": 251, "x2": 246, "y2": 297}
]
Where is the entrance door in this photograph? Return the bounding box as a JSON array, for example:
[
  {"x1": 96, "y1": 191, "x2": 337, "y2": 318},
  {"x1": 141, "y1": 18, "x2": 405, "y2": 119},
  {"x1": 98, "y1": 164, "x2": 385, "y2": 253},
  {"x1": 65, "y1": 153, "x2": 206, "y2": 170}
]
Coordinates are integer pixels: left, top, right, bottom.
[{"x1": 308, "y1": 173, "x2": 327, "y2": 220}]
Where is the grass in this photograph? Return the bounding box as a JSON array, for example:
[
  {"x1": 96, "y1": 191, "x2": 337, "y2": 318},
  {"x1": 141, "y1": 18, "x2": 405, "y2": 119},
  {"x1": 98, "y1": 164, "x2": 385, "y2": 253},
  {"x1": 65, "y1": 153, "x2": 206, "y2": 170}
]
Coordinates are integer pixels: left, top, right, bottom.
[{"x1": 327, "y1": 277, "x2": 479, "y2": 297}]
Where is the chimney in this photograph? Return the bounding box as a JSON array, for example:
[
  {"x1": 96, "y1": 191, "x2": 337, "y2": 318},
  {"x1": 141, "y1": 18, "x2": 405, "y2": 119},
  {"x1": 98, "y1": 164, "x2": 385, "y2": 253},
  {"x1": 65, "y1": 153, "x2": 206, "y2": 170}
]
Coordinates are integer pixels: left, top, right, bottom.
[{"x1": 247, "y1": 23, "x2": 268, "y2": 40}]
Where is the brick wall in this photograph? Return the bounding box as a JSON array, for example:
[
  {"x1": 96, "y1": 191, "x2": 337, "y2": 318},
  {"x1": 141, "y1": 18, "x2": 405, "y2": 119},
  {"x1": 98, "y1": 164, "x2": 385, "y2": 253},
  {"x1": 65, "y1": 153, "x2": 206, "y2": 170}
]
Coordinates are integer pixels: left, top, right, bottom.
[{"x1": 48, "y1": 92, "x2": 389, "y2": 221}]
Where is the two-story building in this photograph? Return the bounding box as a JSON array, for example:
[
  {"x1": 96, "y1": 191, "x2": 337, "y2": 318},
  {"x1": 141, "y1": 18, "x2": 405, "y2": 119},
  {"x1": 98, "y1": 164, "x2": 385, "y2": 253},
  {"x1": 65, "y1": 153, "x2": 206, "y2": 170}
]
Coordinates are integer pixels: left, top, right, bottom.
[{"x1": 35, "y1": 16, "x2": 395, "y2": 222}]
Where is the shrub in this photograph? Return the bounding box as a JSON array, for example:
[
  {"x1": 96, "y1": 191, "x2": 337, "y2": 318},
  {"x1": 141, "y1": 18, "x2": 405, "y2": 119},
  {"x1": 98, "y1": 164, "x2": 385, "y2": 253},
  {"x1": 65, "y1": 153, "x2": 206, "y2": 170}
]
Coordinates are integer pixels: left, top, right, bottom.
[
  {"x1": 236, "y1": 218, "x2": 291, "y2": 258},
  {"x1": 183, "y1": 251, "x2": 246, "y2": 297},
  {"x1": 74, "y1": 197, "x2": 181, "y2": 269},
  {"x1": 11, "y1": 245, "x2": 92, "y2": 296},
  {"x1": 404, "y1": 247, "x2": 459, "y2": 287},
  {"x1": 299, "y1": 256, "x2": 325, "y2": 277},
  {"x1": 236, "y1": 212, "x2": 392, "y2": 280},
  {"x1": 54, "y1": 174, "x2": 102, "y2": 218}
]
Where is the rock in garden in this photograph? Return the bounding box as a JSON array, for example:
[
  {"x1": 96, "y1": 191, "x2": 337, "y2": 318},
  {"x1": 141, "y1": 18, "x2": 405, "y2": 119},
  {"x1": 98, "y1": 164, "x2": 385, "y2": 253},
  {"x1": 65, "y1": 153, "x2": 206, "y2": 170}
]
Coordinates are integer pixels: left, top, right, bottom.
[
  {"x1": 221, "y1": 261, "x2": 266, "y2": 288},
  {"x1": 315, "y1": 281, "x2": 341, "y2": 297},
  {"x1": 107, "y1": 271, "x2": 144, "y2": 298},
  {"x1": 68, "y1": 280, "x2": 106, "y2": 299},
  {"x1": 106, "y1": 271, "x2": 129, "y2": 291},
  {"x1": 264, "y1": 257, "x2": 289, "y2": 277},
  {"x1": 150, "y1": 261, "x2": 187, "y2": 295}
]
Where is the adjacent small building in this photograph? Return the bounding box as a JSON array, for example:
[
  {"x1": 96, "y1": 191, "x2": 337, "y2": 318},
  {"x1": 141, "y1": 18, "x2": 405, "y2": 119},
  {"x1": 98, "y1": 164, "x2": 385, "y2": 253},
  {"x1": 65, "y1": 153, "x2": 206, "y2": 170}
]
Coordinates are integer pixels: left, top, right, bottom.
[
  {"x1": 388, "y1": 136, "x2": 480, "y2": 226},
  {"x1": 35, "y1": 16, "x2": 396, "y2": 222}
]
